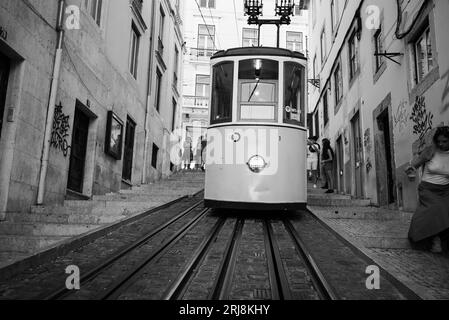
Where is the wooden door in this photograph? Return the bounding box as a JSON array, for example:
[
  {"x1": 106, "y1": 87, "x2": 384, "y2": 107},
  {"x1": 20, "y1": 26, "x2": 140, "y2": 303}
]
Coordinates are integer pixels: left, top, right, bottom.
[
  {"x1": 0, "y1": 52, "x2": 10, "y2": 139},
  {"x1": 351, "y1": 112, "x2": 364, "y2": 198},
  {"x1": 67, "y1": 108, "x2": 89, "y2": 193},
  {"x1": 122, "y1": 117, "x2": 136, "y2": 182}
]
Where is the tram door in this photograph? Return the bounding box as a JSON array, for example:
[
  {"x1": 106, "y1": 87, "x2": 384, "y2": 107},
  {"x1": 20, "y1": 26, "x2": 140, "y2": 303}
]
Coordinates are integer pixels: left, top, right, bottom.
[{"x1": 0, "y1": 52, "x2": 10, "y2": 139}]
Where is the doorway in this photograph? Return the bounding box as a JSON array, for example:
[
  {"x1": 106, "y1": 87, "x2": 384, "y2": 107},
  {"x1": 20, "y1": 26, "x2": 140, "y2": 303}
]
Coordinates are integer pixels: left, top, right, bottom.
[
  {"x1": 0, "y1": 52, "x2": 10, "y2": 139},
  {"x1": 67, "y1": 107, "x2": 90, "y2": 193},
  {"x1": 122, "y1": 116, "x2": 136, "y2": 182},
  {"x1": 351, "y1": 112, "x2": 364, "y2": 198},
  {"x1": 375, "y1": 108, "x2": 395, "y2": 206},
  {"x1": 336, "y1": 135, "x2": 344, "y2": 193}
]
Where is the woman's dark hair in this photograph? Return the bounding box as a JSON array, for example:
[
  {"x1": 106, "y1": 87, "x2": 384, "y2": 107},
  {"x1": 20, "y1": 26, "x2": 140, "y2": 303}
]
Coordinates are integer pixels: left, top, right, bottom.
[
  {"x1": 433, "y1": 126, "x2": 449, "y2": 145},
  {"x1": 322, "y1": 139, "x2": 334, "y2": 160}
]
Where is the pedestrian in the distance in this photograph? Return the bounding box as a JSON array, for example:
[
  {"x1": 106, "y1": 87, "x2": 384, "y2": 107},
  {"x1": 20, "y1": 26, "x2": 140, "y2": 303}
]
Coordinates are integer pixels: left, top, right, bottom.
[
  {"x1": 321, "y1": 138, "x2": 335, "y2": 194},
  {"x1": 182, "y1": 138, "x2": 192, "y2": 170},
  {"x1": 405, "y1": 126, "x2": 449, "y2": 253}
]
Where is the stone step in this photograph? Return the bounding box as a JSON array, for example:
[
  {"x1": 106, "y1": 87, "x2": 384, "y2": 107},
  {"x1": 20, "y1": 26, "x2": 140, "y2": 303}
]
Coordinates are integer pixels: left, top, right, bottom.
[
  {"x1": 309, "y1": 206, "x2": 414, "y2": 220},
  {"x1": 0, "y1": 222, "x2": 101, "y2": 237},
  {"x1": 63, "y1": 199, "x2": 164, "y2": 208},
  {"x1": 7, "y1": 212, "x2": 132, "y2": 225},
  {"x1": 0, "y1": 252, "x2": 31, "y2": 269},
  {"x1": 90, "y1": 194, "x2": 180, "y2": 202},
  {"x1": 343, "y1": 234, "x2": 412, "y2": 249},
  {"x1": 31, "y1": 203, "x2": 158, "y2": 216},
  {"x1": 0, "y1": 235, "x2": 70, "y2": 253},
  {"x1": 307, "y1": 198, "x2": 372, "y2": 207},
  {"x1": 308, "y1": 193, "x2": 352, "y2": 200}
]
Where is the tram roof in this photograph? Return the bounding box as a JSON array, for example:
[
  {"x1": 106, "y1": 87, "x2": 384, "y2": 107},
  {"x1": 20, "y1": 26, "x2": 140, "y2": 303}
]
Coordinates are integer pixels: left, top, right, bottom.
[{"x1": 211, "y1": 47, "x2": 306, "y2": 60}]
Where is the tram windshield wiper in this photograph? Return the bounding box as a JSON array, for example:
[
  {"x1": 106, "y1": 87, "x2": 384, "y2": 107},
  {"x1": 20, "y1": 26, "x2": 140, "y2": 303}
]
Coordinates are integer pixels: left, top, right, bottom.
[{"x1": 248, "y1": 79, "x2": 261, "y2": 102}]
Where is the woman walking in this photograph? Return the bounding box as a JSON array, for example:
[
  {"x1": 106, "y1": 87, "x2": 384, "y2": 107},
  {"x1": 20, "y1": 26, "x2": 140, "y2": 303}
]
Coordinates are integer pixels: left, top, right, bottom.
[{"x1": 406, "y1": 126, "x2": 449, "y2": 253}]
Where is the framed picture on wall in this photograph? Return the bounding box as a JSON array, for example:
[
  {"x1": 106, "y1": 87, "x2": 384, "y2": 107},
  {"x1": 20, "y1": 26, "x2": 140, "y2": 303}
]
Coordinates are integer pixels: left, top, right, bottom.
[{"x1": 105, "y1": 111, "x2": 123, "y2": 160}]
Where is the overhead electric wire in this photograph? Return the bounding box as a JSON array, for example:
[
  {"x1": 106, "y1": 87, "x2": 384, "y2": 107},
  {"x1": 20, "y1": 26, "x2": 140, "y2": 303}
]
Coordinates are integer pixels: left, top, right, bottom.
[{"x1": 233, "y1": 0, "x2": 241, "y2": 46}]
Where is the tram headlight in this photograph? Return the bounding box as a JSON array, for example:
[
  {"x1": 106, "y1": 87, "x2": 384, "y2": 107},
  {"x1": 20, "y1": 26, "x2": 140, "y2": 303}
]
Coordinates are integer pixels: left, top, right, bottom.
[{"x1": 247, "y1": 155, "x2": 267, "y2": 173}]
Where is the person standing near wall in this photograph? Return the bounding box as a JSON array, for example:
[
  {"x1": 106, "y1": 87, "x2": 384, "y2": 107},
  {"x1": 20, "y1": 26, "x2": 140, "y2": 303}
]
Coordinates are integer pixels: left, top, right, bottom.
[
  {"x1": 405, "y1": 126, "x2": 449, "y2": 253},
  {"x1": 321, "y1": 138, "x2": 335, "y2": 194}
]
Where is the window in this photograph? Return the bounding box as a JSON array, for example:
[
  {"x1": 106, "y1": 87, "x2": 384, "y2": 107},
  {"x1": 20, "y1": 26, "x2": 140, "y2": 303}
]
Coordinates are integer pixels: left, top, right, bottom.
[
  {"x1": 294, "y1": 6, "x2": 303, "y2": 16},
  {"x1": 198, "y1": 25, "x2": 215, "y2": 57},
  {"x1": 200, "y1": 0, "x2": 215, "y2": 8},
  {"x1": 172, "y1": 99, "x2": 177, "y2": 132},
  {"x1": 158, "y1": 7, "x2": 165, "y2": 56},
  {"x1": 239, "y1": 59, "x2": 278, "y2": 122},
  {"x1": 314, "y1": 111, "x2": 320, "y2": 138},
  {"x1": 320, "y1": 28, "x2": 327, "y2": 63},
  {"x1": 333, "y1": 62, "x2": 343, "y2": 105},
  {"x1": 374, "y1": 26, "x2": 384, "y2": 71},
  {"x1": 196, "y1": 75, "x2": 210, "y2": 107},
  {"x1": 348, "y1": 30, "x2": 359, "y2": 80},
  {"x1": 330, "y1": 0, "x2": 338, "y2": 33},
  {"x1": 152, "y1": 144, "x2": 159, "y2": 169},
  {"x1": 413, "y1": 22, "x2": 434, "y2": 84},
  {"x1": 286, "y1": 32, "x2": 303, "y2": 53},
  {"x1": 243, "y1": 28, "x2": 259, "y2": 47},
  {"x1": 155, "y1": 69, "x2": 162, "y2": 112},
  {"x1": 210, "y1": 61, "x2": 234, "y2": 124},
  {"x1": 173, "y1": 46, "x2": 179, "y2": 88},
  {"x1": 323, "y1": 88, "x2": 329, "y2": 126},
  {"x1": 284, "y1": 62, "x2": 305, "y2": 126},
  {"x1": 85, "y1": 0, "x2": 102, "y2": 26},
  {"x1": 129, "y1": 23, "x2": 140, "y2": 79},
  {"x1": 312, "y1": 55, "x2": 317, "y2": 80}
]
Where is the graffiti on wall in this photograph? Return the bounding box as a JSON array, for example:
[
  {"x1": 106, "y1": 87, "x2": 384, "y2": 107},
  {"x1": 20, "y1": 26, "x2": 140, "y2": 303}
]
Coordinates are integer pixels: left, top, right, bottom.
[
  {"x1": 50, "y1": 102, "x2": 71, "y2": 157},
  {"x1": 393, "y1": 100, "x2": 409, "y2": 134},
  {"x1": 364, "y1": 128, "x2": 373, "y2": 173},
  {"x1": 410, "y1": 96, "x2": 433, "y2": 140}
]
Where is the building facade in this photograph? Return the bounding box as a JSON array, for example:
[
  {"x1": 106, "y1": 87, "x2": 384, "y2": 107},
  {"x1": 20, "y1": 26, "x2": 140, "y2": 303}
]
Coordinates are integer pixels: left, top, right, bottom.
[
  {"x1": 307, "y1": 0, "x2": 449, "y2": 210},
  {"x1": 0, "y1": 0, "x2": 184, "y2": 218},
  {"x1": 180, "y1": 0, "x2": 309, "y2": 166}
]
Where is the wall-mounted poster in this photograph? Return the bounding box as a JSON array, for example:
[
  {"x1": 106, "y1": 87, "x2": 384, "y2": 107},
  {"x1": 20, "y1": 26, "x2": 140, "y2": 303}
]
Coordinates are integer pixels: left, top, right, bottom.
[{"x1": 105, "y1": 111, "x2": 123, "y2": 160}]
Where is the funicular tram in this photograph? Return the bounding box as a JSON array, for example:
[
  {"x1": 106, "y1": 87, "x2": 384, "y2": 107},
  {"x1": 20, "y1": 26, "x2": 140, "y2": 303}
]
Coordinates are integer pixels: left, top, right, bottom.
[{"x1": 204, "y1": 47, "x2": 308, "y2": 211}]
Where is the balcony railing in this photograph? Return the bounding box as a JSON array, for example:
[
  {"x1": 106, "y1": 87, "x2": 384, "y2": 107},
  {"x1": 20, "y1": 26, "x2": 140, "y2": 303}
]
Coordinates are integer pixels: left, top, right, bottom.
[
  {"x1": 183, "y1": 96, "x2": 209, "y2": 109},
  {"x1": 189, "y1": 48, "x2": 217, "y2": 59}
]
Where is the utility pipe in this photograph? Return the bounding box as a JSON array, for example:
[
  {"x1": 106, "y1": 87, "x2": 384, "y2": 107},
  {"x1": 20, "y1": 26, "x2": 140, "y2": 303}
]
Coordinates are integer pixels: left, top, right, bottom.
[
  {"x1": 37, "y1": 0, "x2": 65, "y2": 205},
  {"x1": 142, "y1": 0, "x2": 157, "y2": 184}
]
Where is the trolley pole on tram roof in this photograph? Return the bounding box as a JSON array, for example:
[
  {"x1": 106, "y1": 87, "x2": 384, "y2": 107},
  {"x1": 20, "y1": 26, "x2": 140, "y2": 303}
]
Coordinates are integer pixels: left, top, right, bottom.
[{"x1": 244, "y1": 0, "x2": 297, "y2": 48}]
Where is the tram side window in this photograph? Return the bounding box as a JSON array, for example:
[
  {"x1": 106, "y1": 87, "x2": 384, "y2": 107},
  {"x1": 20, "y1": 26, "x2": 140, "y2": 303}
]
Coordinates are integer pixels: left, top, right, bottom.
[
  {"x1": 210, "y1": 61, "x2": 234, "y2": 124},
  {"x1": 238, "y1": 59, "x2": 279, "y2": 121},
  {"x1": 284, "y1": 62, "x2": 305, "y2": 126}
]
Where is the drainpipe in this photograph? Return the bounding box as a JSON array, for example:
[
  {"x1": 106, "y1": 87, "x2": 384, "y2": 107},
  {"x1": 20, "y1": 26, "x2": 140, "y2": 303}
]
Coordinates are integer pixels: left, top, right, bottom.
[
  {"x1": 37, "y1": 0, "x2": 66, "y2": 205},
  {"x1": 142, "y1": 0, "x2": 157, "y2": 184}
]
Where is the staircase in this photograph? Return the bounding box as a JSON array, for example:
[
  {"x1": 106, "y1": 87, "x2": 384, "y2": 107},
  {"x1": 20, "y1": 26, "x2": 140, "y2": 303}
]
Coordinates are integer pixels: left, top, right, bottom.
[{"x1": 0, "y1": 171, "x2": 205, "y2": 269}]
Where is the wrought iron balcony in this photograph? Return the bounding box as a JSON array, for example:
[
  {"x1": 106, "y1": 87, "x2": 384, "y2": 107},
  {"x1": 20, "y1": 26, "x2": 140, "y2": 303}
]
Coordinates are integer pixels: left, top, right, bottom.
[
  {"x1": 157, "y1": 37, "x2": 164, "y2": 57},
  {"x1": 131, "y1": 0, "x2": 143, "y2": 14}
]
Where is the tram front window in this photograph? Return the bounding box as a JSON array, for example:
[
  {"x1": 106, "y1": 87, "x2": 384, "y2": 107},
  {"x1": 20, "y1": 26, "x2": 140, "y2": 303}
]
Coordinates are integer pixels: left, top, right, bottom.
[
  {"x1": 211, "y1": 61, "x2": 234, "y2": 125},
  {"x1": 284, "y1": 62, "x2": 305, "y2": 126},
  {"x1": 239, "y1": 59, "x2": 278, "y2": 122}
]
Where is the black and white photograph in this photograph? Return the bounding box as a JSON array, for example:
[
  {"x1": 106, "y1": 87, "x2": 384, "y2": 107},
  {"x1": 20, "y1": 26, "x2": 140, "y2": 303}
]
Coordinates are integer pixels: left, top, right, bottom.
[{"x1": 0, "y1": 0, "x2": 448, "y2": 311}]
